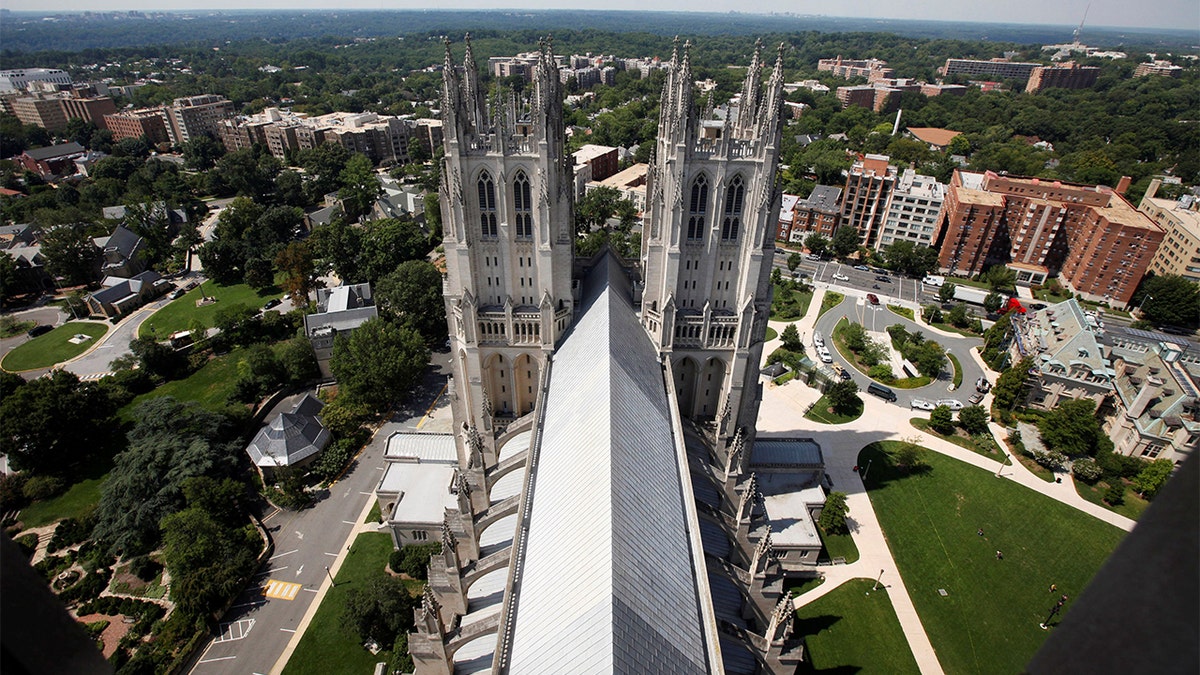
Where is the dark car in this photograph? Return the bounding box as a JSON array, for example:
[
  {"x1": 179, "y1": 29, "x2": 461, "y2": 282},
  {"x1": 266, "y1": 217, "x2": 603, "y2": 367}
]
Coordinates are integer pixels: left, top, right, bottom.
[
  {"x1": 262, "y1": 298, "x2": 282, "y2": 311},
  {"x1": 27, "y1": 324, "x2": 53, "y2": 338},
  {"x1": 867, "y1": 293, "x2": 880, "y2": 305},
  {"x1": 875, "y1": 275, "x2": 892, "y2": 283}
]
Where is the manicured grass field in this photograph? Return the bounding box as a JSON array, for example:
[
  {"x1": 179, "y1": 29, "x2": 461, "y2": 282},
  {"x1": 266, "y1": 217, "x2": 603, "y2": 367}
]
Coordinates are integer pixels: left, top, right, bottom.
[
  {"x1": 784, "y1": 576, "x2": 825, "y2": 599},
  {"x1": 138, "y1": 282, "x2": 281, "y2": 339},
  {"x1": 909, "y1": 418, "x2": 1003, "y2": 459},
  {"x1": 817, "y1": 291, "x2": 845, "y2": 319},
  {"x1": 18, "y1": 475, "x2": 106, "y2": 527},
  {"x1": 283, "y1": 532, "x2": 398, "y2": 675},
  {"x1": 858, "y1": 441, "x2": 1126, "y2": 675},
  {"x1": 819, "y1": 528, "x2": 860, "y2": 564},
  {"x1": 948, "y1": 353, "x2": 963, "y2": 388},
  {"x1": 804, "y1": 394, "x2": 863, "y2": 425},
  {"x1": 794, "y1": 578, "x2": 920, "y2": 675},
  {"x1": 887, "y1": 304, "x2": 915, "y2": 321},
  {"x1": 2, "y1": 321, "x2": 108, "y2": 371},
  {"x1": 1074, "y1": 477, "x2": 1148, "y2": 520},
  {"x1": 764, "y1": 326, "x2": 778, "y2": 342},
  {"x1": 118, "y1": 346, "x2": 278, "y2": 420}
]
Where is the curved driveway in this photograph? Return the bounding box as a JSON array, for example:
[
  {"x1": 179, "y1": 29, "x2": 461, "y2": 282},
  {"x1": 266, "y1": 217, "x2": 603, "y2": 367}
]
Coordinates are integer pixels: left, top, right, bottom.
[{"x1": 812, "y1": 292, "x2": 986, "y2": 410}]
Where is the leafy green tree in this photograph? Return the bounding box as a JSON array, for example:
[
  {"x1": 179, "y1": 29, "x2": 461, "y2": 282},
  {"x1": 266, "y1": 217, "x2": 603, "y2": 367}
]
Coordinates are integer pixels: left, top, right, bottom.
[
  {"x1": 0, "y1": 252, "x2": 22, "y2": 305},
  {"x1": 1038, "y1": 398, "x2": 1102, "y2": 457},
  {"x1": 984, "y1": 292, "x2": 1005, "y2": 314},
  {"x1": 39, "y1": 225, "x2": 97, "y2": 286},
  {"x1": 0, "y1": 370, "x2": 113, "y2": 475},
  {"x1": 1132, "y1": 275, "x2": 1200, "y2": 327},
  {"x1": 197, "y1": 238, "x2": 246, "y2": 284},
  {"x1": 161, "y1": 506, "x2": 258, "y2": 619},
  {"x1": 342, "y1": 576, "x2": 419, "y2": 646},
  {"x1": 825, "y1": 379, "x2": 860, "y2": 415},
  {"x1": 958, "y1": 405, "x2": 990, "y2": 435},
  {"x1": 983, "y1": 266, "x2": 1016, "y2": 292},
  {"x1": 780, "y1": 324, "x2": 803, "y2": 352},
  {"x1": 128, "y1": 336, "x2": 187, "y2": 381},
  {"x1": 787, "y1": 252, "x2": 802, "y2": 272},
  {"x1": 818, "y1": 491, "x2": 849, "y2": 535},
  {"x1": 312, "y1": 218, "x2": 363, "y2": 283},
  {"x1": 298, "y1": 143, "x2": 351, "y2": 200},
  {"x1": 575, "y1": 185, "x2": 622, "y2": 234},
  {"x1": 930, "y1": 405, "x2": 955, "y2": 434},
  {"x1": 360, "y1": 217, "x2": 431, "y2": 284},
  {"x1": 993, "y1": 357, "x2": 1032, "y2": 410},
  {"x1": 770, "y1": 267, "x2": 782, "y2": 285},
  {"x1": 278, "y1": 336, "x2": 319, "y2": 385},
  {"x1": 275, "y1": 241, "x2": 318, "y2": 308},
  {"x1": 909, "y1": 341, "x2": 946, "y2": 378},
  {"x1": 331, "y1": 318, "x2": 430, "y2": 412},
  {"x1": 894, "y1": 442, "x2": 927, "y2": 471},
  {"x1": 233, "y1": 344, "x2": 287, "y2": 402},
  {"x1": 423, "y1": 192, "x2": 442, "y2": 240},
  {"x1": 938, "y1": 281, "x2": 957, "y2": 304},
  {"x1": 181, "y1": 135, "x2": 225, "y2": 171},
  {"x1": 843, "y1": 322, "x2": 868, "y2": 352},
  {"x1": 375, "y1": 260, "x2": 447, "y2": 344},
  {"x1": 1132, "y1": 458, "x2": 1174, "y2": 499},
  {"x1": 216, "y1": 146, "x2": 281, "y2": 202},
  {"x1": 273, "y1": 169, "x2": 310, "y2": 208},
  {"x1": 948, "y1": 303, "x2": 970, "y2": 328},
  {"x1": 830, "y1": 225, "x2": 859, "y2": 259},
  {"x1": 804, "y1": 233, "x2": 829, "y2": 258},
  {"x1": 1071, "y1": 457, "x2": 1103, "y2": 484},
  {"x1": 339, "y1": 154, "x2": 382, "y2": 223}
]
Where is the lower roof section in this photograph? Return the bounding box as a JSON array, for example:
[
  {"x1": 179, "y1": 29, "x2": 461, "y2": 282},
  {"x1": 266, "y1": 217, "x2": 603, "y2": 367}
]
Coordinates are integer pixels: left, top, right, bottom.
[{"x1": 505, "y1": 253, "x2": 711, "y2": 674}]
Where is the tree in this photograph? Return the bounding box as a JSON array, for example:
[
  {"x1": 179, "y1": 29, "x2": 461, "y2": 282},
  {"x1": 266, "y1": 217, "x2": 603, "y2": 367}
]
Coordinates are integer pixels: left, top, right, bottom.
[
  {"x1": 983, "y1": 266, "x2": 1016, "y2": 292},
  {"x1": 817, "y1": 491, "x2": 849, "y2": 535},
  {"x1": 830, "y1": 225, "x2": 859, "y2": 258},
  {"x1": 1132, "y1": 458, "x2": 1174, "y2": 499},
  {"x1": 883, "y1": 240, "x2": 916, "y2": 275},
  {"x1": 909, "y1": 341, "x2": 946, "y2": 378},
  {"x1": 787, "y1": 252, "x2": 802, "y2": 272},
  {"x1": 575, "y1": 185, "x2": 622, "y2": 234},
  {"x1": 984, "y1": 292, "x2": 1005, "y2": 314},
  {"x1": 843, "y1": 322, "x2": 868, "y2": 352},
  {"x1": 993, "y1": 357, "x2": 1032, "y2": 410},
  {"x1": 40, "y1": 225, "x2": 98, "y2": 286},
  {"x1": 312, "y1": 217, "x2": 363, "y2": 283},
  {"x1": 958, "y1": 405, "x2": 990, "y2": 435},
  {"x1": 1038, "y1": 398, "x2": 1102, "y2": 457},
  {"x1": 825, "y1": 379, "x2": 860, "y2": 415},
  {"x1": 780, "y1": 324, "x2": 803, "y2": 352},
  {"x1": 1133, "y1": 274, "x2": 1200, "y2": 327},
  {"x1": 330, "y1": 318, "x2": 430, "y2": 412},
  {"x1": 299, "y1": 143, "x2": 351, "y2": 200},
  {"x1": 894, "y1": 441, "x2": 926, "y2": 471},
  {"x1": 181, "y1": 135, "x2": 225, "y2": 171},
  {"x1": 804, "y1": 233, "x2": 829, "y2": 259},
  {"x1": 359, "y1": 217, "x2": 431, "y2": 284},
  {"x1": 938, "y1": 281, "x2": 957, "y2": 304},
  {"x1": 375, "y1": 260, "x2": 447, "y2": 344},
  {"x1": 216, "y1": 146, "x2": 281, "y2": 202},
  {"x1": 947, "y1": 303, "x2": 970, "y2": 328},
  {"x1": 770, "y1": 267, "x2": 782, "y2": 286},
  {"x1": 930, "y1": 405, "x2": 955, "y2": 435},
  {"x1": 161, "y1": 506, "x2": 257, "y2": 619},
  {"x1": 339, "y1": 154, "x2": 382, "y2": 223},
  {"x1": 128, "y1": 336, "x2": 187, "y2": 381},
  {"x1": 0, "y1": 252, "x2": 21, "y2": 305},
  {"x1": 0, "y1": 370, "x2": 113, "y2": 475},
  {"x1": 278, "y1": 337, "x2": 319, "y2": 385},
  {"x1": 275, "y1": 241, "x2": 319, "y2": 308},
  {"x1": 342, "y1": 576, "x2": 419, "y2": 646},
  {"x1": 1071, "y1": 457, "x2": 1103, "y2": 484}
]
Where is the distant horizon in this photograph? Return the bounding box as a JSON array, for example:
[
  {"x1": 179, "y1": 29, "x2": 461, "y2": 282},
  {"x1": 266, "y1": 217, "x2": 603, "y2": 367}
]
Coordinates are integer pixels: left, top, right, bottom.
[{"x1": 2, "y1": 4, "x2": 1198, "y2": 34}]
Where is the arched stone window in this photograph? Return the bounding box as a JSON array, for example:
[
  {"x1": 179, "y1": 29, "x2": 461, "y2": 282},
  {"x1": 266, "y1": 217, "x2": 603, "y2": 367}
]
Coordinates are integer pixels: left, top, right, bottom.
[
  {"x1": 513, "y1": 171, "x2": 533, "y2": 239},
  {"x1": 477, "y1": 171, "x2": 498, "y2": 238},
  {"x1": 721, "y1": 175, "x2": 744, "y2": 241},
  {"x1": 686, "y1": 175, "x2": 709, "y2": 242}
]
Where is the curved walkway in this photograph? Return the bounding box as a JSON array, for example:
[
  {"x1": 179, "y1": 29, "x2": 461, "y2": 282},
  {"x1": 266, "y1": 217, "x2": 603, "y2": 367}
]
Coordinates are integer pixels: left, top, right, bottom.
[{"x1": 756, "y1": 296, "x2": 1136, "y2": 673}]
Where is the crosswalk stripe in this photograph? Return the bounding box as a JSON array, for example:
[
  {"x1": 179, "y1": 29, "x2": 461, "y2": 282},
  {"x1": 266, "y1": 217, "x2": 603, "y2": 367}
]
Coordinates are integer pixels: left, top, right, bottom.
[{"x1": 262, "y1": 579, "x2": 303, "y2": 600}]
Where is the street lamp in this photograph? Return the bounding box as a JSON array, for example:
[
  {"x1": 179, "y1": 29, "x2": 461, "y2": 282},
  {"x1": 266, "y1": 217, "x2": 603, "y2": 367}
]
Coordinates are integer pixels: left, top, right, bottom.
[
  {"x1": 861, "y1": 459, "x2": 874, "y2": 482},
  {"x1": 873, "y1": 569, "x2": 885, "y2": 591},
  {"x1": 1136, "y1": 295, "x2": 1154, "y2": 316},
  {"x1": 325, "y1": 566, "x2": 334, "y2": 585}
]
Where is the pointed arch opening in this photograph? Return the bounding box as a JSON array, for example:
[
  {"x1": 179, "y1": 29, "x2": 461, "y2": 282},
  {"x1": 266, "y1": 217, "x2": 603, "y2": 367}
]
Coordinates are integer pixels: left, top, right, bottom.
[
  {"x1": 477, "y1": 171, "x2": 498, "y2": 238},
  {"x1": 512, "y1": 170, "x2": 533, "y2": 240},
  {"x1": 721, "y1": 175, "x2": 744, "y2": 242},
  {"x1": 686, "y1": 174, "x2": 709, "y2": 243}
]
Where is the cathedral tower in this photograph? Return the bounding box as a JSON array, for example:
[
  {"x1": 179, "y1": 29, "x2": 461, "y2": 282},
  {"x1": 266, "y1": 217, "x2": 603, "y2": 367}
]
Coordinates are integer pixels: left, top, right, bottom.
[
  {"x1": 439, "y1": 37, "x2": 575, "y2": 460},
  {"x1": 641, "y1": 39, "x2": 786, "y2": 438}
]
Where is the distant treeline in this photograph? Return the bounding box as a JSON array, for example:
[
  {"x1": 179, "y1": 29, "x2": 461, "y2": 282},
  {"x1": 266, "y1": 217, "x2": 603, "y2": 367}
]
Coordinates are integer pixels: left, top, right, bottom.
[{"x1": 1, "y1": 9, "x2": 1196, "y2": 54}]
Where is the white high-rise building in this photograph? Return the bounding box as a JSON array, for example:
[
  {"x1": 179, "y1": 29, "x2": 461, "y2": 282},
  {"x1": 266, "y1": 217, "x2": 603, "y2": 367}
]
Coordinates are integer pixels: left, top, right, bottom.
[{"x1": 879, "y1": 169, "x2": 945, "y2": 248}]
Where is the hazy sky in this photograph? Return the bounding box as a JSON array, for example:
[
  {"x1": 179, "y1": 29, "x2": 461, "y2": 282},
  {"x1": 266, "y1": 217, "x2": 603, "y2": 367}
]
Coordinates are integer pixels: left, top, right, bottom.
[{"x1": 3, "y1": 0, "x2": 1198, "y2": 32}]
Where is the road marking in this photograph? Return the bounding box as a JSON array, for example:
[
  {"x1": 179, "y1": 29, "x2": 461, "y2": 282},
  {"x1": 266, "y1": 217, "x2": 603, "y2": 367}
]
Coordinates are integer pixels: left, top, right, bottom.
[
  {"x1": 303, "y1": 588, "x2": 319, "y2": 593},
  {"x1": 359, "y1": 491, "x2": 373, "y2": 496},
  {"x1": 295, "y1": 530, "x2": 304, "y2": 540},
  {"x1": 263, "y1": 579, "x2": 303, "y2": 600},
  {"x1": 295, "y1": 564, "x2": 304, "y2": 577},
  {"x1": 324, "y1": 552, "x2": 340, "y2": 557},
  {"x1": 269, "y1": 548, "x2": 298, "y2": 560},
  {"x1": 198, "y1": 656, "x2": 238, "y2": 663},
  {"x1": 341, "y1": 520, "x2": 357, "y2": 525},
  {"x1": 416, "y1": 382, "x2": 449, "y2": 429},
  {"x1": 280, "y1": 628, "x2": 296, "y2": 633},
  {"x1": 213, "y1": 619, "x2": 255, "y2": 643}
]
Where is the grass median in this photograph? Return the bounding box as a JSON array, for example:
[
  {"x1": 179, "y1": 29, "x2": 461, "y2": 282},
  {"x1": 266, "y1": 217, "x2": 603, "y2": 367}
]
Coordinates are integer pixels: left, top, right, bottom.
[
  {"x1": 138, "y1": 282, "x2": 281, "y2": 339},
  {"x1": 859, "y1": 441, "x2": 1125, "y2": 675},
  {"x1": 2, "y1": 321, "x2": 109, "y2": 371},
  {"x1": 794, "y1": 578, "x2": 920, "y2": 674}
]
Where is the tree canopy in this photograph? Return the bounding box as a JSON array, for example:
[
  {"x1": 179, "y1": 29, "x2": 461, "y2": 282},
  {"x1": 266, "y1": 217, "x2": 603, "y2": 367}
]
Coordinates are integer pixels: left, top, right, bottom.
[
  {"x1": 375, "y1": 260, "x2": 448, "y2": 345},
  {"x1": 330, "y1": 317, "x2": 430, "y2": 412}
]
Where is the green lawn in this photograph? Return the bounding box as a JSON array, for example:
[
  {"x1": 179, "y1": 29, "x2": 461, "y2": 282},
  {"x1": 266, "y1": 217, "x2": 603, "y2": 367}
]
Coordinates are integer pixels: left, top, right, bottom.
[
  {"x1": 910, "y1": 418, "x2": 1002, "y2": 459},
  {"x1": 18, "y1": 475, "x2": 106, "y2": 527},
  {"x1": 784, "y1": 576, "x2": 825, "y2": 599},
  {"x1": 887, "y1": 304, "x2": 915, "y2": 321},
  {"x1": 858, "y1": 441, "x2": 1126, "y2": 675},
  {"x1": 0, "y1": 317, "x2": 36, "y2": 338},
  {"x1": 794, "y1": 578, "x2": 920, "y2": 675},
  {"x1": 818, "y1": 291, "x2": 845, "y2": 319},
  {"x1": 948, "y1": 353, "x2": 963, "y2": 388},
  {"x1": 804, "y1": 394, "x2": 863, "y2": 425},
  {"x1": 118, "y1": 347, "x2": 269, "y2": 420},
  {"x1": 139, "y1": 282, "x2": 281, "y2": 339},
  {"x1": 819, "y1": 528, "x2": 860, "y2": 564},
  {"x1": 930, "y1": 321, "x2": 982, "y2": 338},
  {"x1": 764, "y1": 326, "x2": 778, "y2": 342},
  {"x1": 771, "y1": 285, "x2": 814, "y2": 321},
  {"x1": 1074, "y1": 477, "x2": 1149, "y2": 520},
  {"x1": 2, "y1": 322, "x2": 109, "y2": 371},
  {"x1": 283, "y1": 532, "x2": 399, "y2": 675}
]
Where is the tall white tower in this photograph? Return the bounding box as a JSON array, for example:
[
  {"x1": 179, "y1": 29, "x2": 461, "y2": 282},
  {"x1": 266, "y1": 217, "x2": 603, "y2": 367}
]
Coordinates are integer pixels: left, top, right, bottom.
[
  {"x1": 640, "y1": 39, "x2": 786, "y2": 439},
  {"x1": 439, "y1": 36, "x2": 575, "y2": 463}
]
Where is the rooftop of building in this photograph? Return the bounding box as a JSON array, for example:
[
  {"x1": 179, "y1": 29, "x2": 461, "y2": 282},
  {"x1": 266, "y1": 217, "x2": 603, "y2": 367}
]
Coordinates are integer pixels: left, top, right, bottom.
[
  {"x1": 384, "y1": 432, "x2": 458, "y2": 464},
  {"x1": 853, "y1": 153, "x2": 894, "y2": 177},
  {"x1": 800, "y1": 185, "x2": 842, "y2": 212},
  {"x1": 1110, "y1": 343, "x2": 1200, "y2": 440},
  {"x1": 245, "y1": 394, "x2": 331, "y2": 468},
  {"x1": 755, "y1": 474, "x2": 824, "y2": 549},
  {"x1": 893, "y1": 170, "x2": 945, "y2": 199},
  {"x1": 1141, "y1": 195, "x2": 1200, "y2": 236},
  {"x1": 1015, "y1": 298, "x2": 1115, "y2": 385},
  {"x1": 906, "y1": 127, "x2": 963, "y2": 148},
  {"x1": 573, "y1": 144, "x2": 618, "y2": 163},
  {"x1": 592, "y1": 162, "x2": 648, "y2": 191},
  {"x1": 379, "y1": 462, "x2": 458, "y2": 524}
]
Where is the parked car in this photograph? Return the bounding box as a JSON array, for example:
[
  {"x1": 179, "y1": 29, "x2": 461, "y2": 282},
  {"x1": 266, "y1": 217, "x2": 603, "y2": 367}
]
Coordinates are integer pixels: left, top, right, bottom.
[
  {"x1": 795, "y1": 271, "x2": 808, "y2": 279},
  {"x1": 910, "y1": 398, "x2": 935, "y2": 411},
  {"x1": 874, "y1": 275, "x2": 892, "y2": 283},
  {"x1": 168, "y1": 288, "x2": 186, "y2": 300},
  {"x1": 813, "y1": 331, "x2": 825, "y2": 348},
  {"x1": 867, "y1": 293, "x2": 880, "y2": 305},
  {"x1": 806, "y1": 253, "x2": 821, "y2": 261},
  {"x1": 853, "y1": 265, "x2": 870, "y2": 271},
  {"x1": 832, "y1": 363, "x2": 852, "y2": 381},
  {"x1": 818, "y1": 347, "x2": 833, "y2": 364},
  {"x1": 27, "y1": 324, "x2": 53, "y2": 338},
  {"x1": 831, "y1": 273, "x2": 849, "y2": 281},
  {"x1": 262, "y1": 298, "x2": 282, "y2": 311},
  {"x1": 936, "y1": 398, "x2": 964, "y2": 411},
  {"x1": 975, "y1": 377, "x2": 991, "y2": 393},
  {"x1": 968, "y1": 392, "x2": 986, "y2": 405}
]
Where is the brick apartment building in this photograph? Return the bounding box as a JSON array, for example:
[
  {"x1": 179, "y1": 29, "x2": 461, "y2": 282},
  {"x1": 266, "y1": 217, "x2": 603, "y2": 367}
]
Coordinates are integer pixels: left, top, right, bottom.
[
  {"x1": 104, "y1": 108, "x2": 171, "y2": 144},
  {"x1": 1024, "y1": 62, "x2": 1101, "y2": 93},
  {"x1": 163, "y1": 95, "x2": 235, "y2": 144},
  {"x1": 817, "y1": 57, "x2": 894, "y2": 82},
  {"x1": 778, "y1": 185, "x2": 842, "y2": 243},
  {"x1": 941, "y1": 58, "x2": 1040, "y2": 82},
  {"x1": 936, "y1": 170, "x2": 1163, "y2": 305},
  {"x1": 840, "y1": 154, "x2": 897, "y2": 249},
  {"x1": 218, "y1": 107, "x2": 432, "y2": 166}
]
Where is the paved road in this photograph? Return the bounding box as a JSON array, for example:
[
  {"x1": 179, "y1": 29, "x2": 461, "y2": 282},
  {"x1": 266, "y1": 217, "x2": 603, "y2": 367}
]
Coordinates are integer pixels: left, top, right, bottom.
[
  {"x1": 190, "y1": 352, "x2": 453, "y2": 675},
  {"x1": 812, "y1": 290, "x2": 987, "y2": 411}
]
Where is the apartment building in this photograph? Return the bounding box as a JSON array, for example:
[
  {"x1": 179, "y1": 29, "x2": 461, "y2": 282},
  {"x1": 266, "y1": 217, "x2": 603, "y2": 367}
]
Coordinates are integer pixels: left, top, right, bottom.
[
  {"x1": 840, "y1": 154, "x2": 897, "y2": 249},
  {"x1": 1134, "y1": 60, "x2": 1184, "y2": 78},
  {"x1": 1140, "y1": 180, "x2": 1200, "y2": 282},
  {"x1": 0, "y1": 68, "x2": 72, "y2": 93},
  {"x1": 11, "y1": 96, "x2": 67, "y2": 131},
  {"x1": 104, "y1": 108, "x2": 171, "y2": 144},
  {"x1": 1025, "y1": 62, "x2": 1101, "y2": 93},
  {"x1": 218, "y1": 107, "x2": 426, "y2": 165},
  {"x1": 783, "y1": 185, "x2": 842, "y2": 242},
  {"x1": 936, "y1": 171, "x2": 1163, "y2": 305},
  {"x1": 879, "y1": 170, "x2": 945, "y2": 248},
  {"x1": 163, "y1": 95, "x2": 235, "y2": 144},
  {"x1": 941, "y1": 58, "x2": 1041, "y2": 81},
  {"x1": 817, "y1": 57, "x2": 894, "y2": 82}
]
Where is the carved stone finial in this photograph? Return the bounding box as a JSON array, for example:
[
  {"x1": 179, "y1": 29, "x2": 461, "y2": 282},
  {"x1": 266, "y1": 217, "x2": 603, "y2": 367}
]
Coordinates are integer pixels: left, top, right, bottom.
[
  {"x1": 481, "y1": 390, "x2": 493, "y2": 419},
  {"x1": 455, "y1": 471, "x2": 470, "y2": 497},
  {"x1": 441, "y1": 518, "x2": 457, "y2": 555}
]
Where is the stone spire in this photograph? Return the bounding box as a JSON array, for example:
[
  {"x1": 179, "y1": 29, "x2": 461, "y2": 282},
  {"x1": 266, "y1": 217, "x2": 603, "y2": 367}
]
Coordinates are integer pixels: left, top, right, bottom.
[
  {"x1": 756, "y1": 42, "x2": 788, "y2": 142},
  {"x1": 441, "y1": 38, "x2": 462, "y2": 138},
  {"x1": 767, "y1": 592, "x2": 795, "y2": 643},
  {"x1": 421, "y1": 585, "x2": 445, "y2": 635},
  {"x1": 738, "y1": 38, "x2": 764, "y2": 133},
  {"x1": 750, "y1": 531, "x2": 774, "y2": 578},
  {"x1": 737, "y1": 471, "x2": 759, "y2": 522},
  {"x1": 461, "y1": 33, "x2": 485, "y2": 134}
]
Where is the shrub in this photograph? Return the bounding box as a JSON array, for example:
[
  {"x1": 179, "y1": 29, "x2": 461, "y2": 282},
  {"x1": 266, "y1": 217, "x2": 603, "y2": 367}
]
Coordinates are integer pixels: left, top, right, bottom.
[
  {"x1": 1031, "y1": 448, "x2": 1068, "y2": 471},
  {"x1": 930, "y1": 406, "x2": 955, "y2": 435},
  {"x1": 21, "y1": 475, "x2": 65, "y2": 501},
  {"x1": 391, "y1": 543, "x2": 441, "y2": 579},
  {"x1": 868, "y1": 364, "x2": 894, "y2": 381},
  {"x1": 1071, "y1": 458, "x2": 1103, "y2": 484},
  {"x1": 15, "y1": 533, "x2": 38, "y2": 558},
  {"x1": 59, "y1": 567, "x2": 113, "y2": 605},
  {"x1": 957, "y1": 406, "x2": 990, "y2": 435},
  {"x1": 48, "y1": 517, "x2": 91, "y2": 553},
  {"x1": 0, "y1": 473, "x2": 29, "y2": 512},
  {"x1": 818, "y1": 492, "x2": 849, "y2": 535},
  {"x1": 1103, "y1": 483, "x2": 1125, "y2": 506},
  {"x1": 129, "y1": 556, "x2": 163, "y2": 582},
  {"x1": 923, "y1": 305, "x2": 943, "y2": 324}
]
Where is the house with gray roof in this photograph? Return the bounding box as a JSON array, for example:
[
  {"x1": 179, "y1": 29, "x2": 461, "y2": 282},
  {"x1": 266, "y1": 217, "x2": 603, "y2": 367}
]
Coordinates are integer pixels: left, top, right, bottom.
[
  {"x1": 303, "y1": 283, "x2": 378, "y2": 377},
  {"x1": 245, "y1": 394, "x2": 331, "y2": 479},
  {"x1": 1010, "y1": 298, "x2": 1115, "y2": 410},
  {"x1": 1105, "y1": 341, "x2": 1200, "y2": 466},
  {"x1": 84, "y1": 270, "x2": 169, "y2": 318},
  {"x1": 92, "y1": 225, "x2": 146, "y2": 278}
]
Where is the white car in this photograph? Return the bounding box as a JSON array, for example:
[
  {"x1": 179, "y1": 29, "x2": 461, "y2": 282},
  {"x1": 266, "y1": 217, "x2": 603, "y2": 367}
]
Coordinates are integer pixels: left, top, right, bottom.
[
  {"x1": 818, "y1": 347, "x2": 833, "y2": 363},
  {"x1": 936, "y1": 399, "x2": 964, "y2": 411},
  {"x1": 813, "y1": 331, "x2": 825, "y2": 348},
  {"x1": 910, "y1": 399, "x2": 935, "y2": 411},
  {"x1": 832, "y1": 273, "x2": 849, "y2": 281}
]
